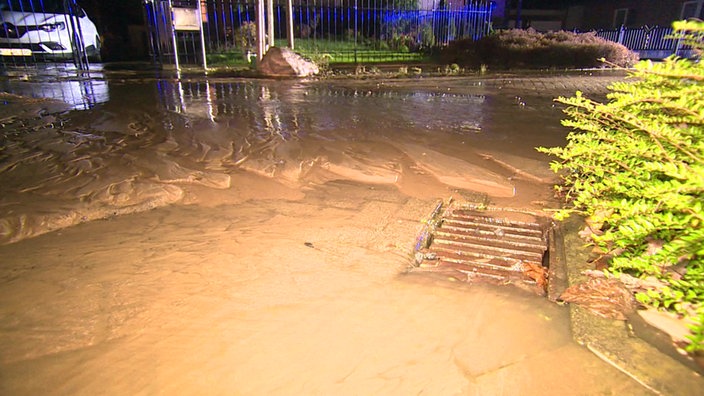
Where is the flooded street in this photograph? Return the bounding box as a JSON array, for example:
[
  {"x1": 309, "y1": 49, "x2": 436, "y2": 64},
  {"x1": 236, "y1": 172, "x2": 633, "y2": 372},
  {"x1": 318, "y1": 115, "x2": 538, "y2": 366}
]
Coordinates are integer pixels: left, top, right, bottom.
[{"x1": 0, "y1": 72, "x2": 647, "y2": 394}]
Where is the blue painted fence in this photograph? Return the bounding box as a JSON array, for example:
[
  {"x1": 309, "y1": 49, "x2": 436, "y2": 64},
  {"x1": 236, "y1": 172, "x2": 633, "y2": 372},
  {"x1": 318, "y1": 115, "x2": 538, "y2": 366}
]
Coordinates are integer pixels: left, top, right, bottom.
[{"x1": 150, "y1": 0, "x2": 494, "y2": 64}]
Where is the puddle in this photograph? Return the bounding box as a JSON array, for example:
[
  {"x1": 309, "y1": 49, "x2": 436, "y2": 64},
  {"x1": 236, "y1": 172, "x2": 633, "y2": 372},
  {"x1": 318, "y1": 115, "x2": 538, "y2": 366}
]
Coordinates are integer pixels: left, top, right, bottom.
[
  {"x1": 0, "y1": 75, "x2": 648, "y2": 394},
  {"x1": 0, "y1": 78, "x2": 567, "y2": 244}
]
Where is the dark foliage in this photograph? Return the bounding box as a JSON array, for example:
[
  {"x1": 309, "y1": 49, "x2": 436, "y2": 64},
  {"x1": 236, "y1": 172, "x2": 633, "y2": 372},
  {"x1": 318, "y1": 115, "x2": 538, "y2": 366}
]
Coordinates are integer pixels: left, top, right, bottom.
[{"x1": 439, "y1": 28, "x2": 639, "y2": 69}]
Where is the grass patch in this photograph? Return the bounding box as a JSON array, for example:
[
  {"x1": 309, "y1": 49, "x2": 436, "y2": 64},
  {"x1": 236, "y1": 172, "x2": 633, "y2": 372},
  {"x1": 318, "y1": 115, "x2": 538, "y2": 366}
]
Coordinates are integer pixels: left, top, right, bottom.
[
  {"x1": 206, "y1": 51, "x2": 251, "y2": 66},
  {"x1": 206, "y1": 38, "x2": 428, "y2": 66}
]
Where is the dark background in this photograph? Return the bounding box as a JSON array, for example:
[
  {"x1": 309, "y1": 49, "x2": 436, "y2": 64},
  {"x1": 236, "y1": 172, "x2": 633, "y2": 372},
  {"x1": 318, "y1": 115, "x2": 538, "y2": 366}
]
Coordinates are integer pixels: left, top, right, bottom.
[{"x1": 79, "y1": 0, "x2": 146, "y2": 61}]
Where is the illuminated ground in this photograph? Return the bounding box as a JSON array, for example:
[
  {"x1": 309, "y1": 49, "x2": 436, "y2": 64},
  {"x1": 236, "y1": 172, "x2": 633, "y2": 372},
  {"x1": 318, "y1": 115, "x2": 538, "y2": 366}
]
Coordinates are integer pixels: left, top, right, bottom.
[{"x1": 0, "y1": 72, "x2": 651, "y2": 394}]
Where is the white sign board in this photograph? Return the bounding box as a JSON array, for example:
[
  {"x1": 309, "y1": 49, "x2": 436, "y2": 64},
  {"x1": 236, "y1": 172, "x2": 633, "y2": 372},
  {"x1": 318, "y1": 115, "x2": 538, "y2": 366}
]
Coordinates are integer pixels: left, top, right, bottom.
[{"x1": 173, "y1": 7, "x2": 200, "y2": 31}]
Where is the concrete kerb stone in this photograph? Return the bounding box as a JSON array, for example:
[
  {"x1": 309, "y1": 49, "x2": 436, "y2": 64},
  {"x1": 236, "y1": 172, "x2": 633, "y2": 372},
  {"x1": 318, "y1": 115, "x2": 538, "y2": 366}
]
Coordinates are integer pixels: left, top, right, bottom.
[{"x1": 556, "y1": 216, "x2": 704, "y2": 395}]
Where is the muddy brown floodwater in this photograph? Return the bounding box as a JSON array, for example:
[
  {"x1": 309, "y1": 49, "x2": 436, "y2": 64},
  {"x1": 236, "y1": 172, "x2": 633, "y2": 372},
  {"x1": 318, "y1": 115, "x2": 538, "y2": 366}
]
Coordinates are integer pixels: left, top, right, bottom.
[{"x1": 0, "y1": 73, "x2": 648, "y2": 394}]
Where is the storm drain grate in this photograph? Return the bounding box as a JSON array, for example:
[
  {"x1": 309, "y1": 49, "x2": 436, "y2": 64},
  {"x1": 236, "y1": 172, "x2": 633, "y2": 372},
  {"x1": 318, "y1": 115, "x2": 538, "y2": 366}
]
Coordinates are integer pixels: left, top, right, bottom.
[{"x1": 412, "y1": 200, "x2": 552, "y2": 295}]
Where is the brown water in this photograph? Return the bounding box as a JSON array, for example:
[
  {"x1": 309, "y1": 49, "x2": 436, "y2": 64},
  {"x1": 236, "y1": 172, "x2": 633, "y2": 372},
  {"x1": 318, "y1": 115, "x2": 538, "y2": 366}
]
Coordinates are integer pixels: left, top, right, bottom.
[{"x1": 0, "y1": 74, "x2": 647, "y2": 394}]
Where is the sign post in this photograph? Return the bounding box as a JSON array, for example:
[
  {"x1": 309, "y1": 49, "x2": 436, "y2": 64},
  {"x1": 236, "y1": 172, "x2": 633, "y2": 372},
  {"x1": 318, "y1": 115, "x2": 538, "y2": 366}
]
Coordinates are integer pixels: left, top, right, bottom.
[
  {"x1": 171, "y1": 1, "x2": 208, "y2": 71},
  {"x1": 167, "y1": 0, "x2": 180, "y2": 72}
]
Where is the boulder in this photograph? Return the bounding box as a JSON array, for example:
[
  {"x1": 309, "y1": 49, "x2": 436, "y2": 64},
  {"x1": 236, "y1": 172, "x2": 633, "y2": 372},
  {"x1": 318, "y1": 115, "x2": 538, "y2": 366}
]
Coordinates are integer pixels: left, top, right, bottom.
[{"x1": 258, "y1": 47, "x2": 319, "y2": 78}]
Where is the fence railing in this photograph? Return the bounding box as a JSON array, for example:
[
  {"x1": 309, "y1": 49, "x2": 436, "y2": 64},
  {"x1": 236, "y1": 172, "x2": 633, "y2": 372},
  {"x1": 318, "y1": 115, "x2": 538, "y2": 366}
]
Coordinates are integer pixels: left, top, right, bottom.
[
  {"x1": 148, "y1": 0, "x2": 494, "y2": 65},
  {"x1": 594, "y1": 25, "x2": 692, "y2": 59},
  {"x1": 0, "y1": 0, "x2": 97, "y2": 70}
]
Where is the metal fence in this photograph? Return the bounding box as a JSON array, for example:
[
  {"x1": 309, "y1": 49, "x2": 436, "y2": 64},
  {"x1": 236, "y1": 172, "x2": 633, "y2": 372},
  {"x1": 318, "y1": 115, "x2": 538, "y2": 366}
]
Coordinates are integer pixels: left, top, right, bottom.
[
  {"x1": 594, "y1": 25, "x2": 692, "y2": 60},
  {"x1": 147, "y1": 0, "x2": 495, "y2": 66},
  {"x1": 0, "y1": 0, "x2": 99, "y2": 70}
]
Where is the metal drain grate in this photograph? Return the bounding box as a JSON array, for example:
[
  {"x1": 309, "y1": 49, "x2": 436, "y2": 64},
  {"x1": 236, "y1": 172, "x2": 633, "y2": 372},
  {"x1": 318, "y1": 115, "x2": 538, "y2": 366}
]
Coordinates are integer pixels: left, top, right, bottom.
[{"x1": 412, "y1": 200, "x2": 552, "y2": 295}]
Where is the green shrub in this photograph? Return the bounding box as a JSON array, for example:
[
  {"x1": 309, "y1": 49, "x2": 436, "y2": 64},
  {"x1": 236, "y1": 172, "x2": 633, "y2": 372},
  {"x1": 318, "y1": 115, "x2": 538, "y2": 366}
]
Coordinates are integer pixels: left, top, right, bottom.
[
  {"x1": 419, "y1": 22, "x2": 435, "y2": 49},
  {"x1": 234, "y1": 21, "x2": 257, "y2": 51},
  {"x1": 440, "y1": 28, "x2": 639, "y2": 69},
  {"x1": 538, "y1": 20, "x2": 704, "y2": 351}
]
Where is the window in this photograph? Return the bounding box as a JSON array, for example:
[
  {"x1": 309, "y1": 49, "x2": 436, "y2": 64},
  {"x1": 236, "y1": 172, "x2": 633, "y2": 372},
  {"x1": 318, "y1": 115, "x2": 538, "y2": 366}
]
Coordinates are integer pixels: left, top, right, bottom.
[
  {"x1": 681, "y1": 0, "x2": 704, "y2": 19},
  {"x1": 613, "y1": 8, "x2": 629, "y2": 28}
]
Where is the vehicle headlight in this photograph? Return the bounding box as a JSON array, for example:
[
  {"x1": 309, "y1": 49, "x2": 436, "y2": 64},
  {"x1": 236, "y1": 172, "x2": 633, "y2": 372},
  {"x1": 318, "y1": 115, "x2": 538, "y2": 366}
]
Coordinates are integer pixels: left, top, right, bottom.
[{"x1": 39, "y1": 22, "x2": 66, "y2": 32}]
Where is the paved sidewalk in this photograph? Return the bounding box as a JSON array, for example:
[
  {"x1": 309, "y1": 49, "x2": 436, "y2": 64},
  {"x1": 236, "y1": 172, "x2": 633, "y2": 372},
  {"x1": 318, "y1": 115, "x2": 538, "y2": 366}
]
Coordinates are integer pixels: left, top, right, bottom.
[{"x1": 479, "y1": 71, "x2": 628, "y2": 96}]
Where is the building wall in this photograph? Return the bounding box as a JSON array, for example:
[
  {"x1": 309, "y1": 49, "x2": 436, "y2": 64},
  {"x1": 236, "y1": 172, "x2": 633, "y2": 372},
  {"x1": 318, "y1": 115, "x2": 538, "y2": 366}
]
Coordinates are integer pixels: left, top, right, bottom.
[{"x1": 574, "y1": 0, "x2": 691, "y2": 30}]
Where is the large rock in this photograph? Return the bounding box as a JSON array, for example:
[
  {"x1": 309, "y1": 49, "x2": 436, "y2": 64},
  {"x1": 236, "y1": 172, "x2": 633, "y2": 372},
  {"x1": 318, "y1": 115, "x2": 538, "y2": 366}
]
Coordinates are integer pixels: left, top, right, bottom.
[{"x1": 258, "y1": 47, "x2": 319, "y2": 78}]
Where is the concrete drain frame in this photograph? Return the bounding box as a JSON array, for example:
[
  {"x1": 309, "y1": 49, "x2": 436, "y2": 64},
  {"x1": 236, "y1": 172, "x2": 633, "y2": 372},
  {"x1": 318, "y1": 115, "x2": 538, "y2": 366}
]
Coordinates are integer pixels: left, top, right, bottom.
[{"x1": 411, "y1": 199, "x2": 556, "y2": 296}]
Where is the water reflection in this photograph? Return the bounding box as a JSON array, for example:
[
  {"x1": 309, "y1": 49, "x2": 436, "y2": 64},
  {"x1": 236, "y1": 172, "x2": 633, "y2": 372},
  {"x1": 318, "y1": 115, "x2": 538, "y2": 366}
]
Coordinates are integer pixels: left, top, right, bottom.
[
  {"x1": 0, "y1": 70, "x2": 109, "y2": 111},
  {"x1": 155, "y1": 79, "x2": 489, "y2": 139},
  {"x1": 0, "y1": 74, "x2": 564, "y2": 246},
  {"x1": 144, "y1": 78, "x2": 520, "y2": 201}
]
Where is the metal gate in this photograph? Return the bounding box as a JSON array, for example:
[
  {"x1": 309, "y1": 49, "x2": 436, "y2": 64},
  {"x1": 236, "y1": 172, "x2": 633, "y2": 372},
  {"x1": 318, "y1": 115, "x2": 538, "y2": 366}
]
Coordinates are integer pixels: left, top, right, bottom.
[
  {"x1": 0, "y1": 0, "x2": 99, "y2": 70},
  {"x1": 146, "y1": 0, "x2": 494, "y2": 66},
  {"x1": 144, "y1": 0, "x2": 208, "y2": 70},
  {"x1": 595, "y1": 25, "x2": 694, "y2": 60}
]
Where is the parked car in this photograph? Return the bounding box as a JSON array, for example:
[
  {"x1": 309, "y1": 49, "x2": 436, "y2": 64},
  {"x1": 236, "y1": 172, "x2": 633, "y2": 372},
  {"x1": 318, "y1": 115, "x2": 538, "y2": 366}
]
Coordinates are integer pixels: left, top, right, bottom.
[{"x1": 0, "y1": 0, "x2": 100, "y2": 61}]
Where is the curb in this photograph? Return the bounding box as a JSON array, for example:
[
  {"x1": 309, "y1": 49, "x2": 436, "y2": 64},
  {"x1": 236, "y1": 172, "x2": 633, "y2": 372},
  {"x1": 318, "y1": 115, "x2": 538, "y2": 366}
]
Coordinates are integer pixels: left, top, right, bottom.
[{"x1": 554, "y1": 216, "x2": 704, "y2": 395}]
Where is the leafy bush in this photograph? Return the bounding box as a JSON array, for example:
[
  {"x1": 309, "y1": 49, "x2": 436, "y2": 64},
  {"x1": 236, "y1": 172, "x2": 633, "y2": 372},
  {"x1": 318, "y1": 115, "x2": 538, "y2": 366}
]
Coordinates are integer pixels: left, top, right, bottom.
[
  {"x1": 538, "y1": 20, "x2": 704, "y2": 351},
  {"x1": 382, "y1": 18, "x2": 434, "y2": 52},
  {"x1": 440, "y1": 28, "x2": 639, "y2": 69},
  {"x1": 233, "y1": 21, "x2": 257, "y2": 51}
]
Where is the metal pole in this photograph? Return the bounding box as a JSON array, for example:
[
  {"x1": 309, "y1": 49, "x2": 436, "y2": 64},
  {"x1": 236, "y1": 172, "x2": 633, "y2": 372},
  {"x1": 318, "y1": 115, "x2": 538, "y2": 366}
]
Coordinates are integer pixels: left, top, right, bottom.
[
  {"x1": 673, "y1": 26, "x2": 683, "y2": 57},
  {"x1": 168, "y1": 0, "x2": 180, "y2": 72},
  {"x1": 256, "y1": 0, "x2": 266, "y2": 61},
  {"x1": 197, "y1": 0, "x2": 208, "y2": 71},
  {"x1": 287, "y1": 0, "x2": 294, "y2": 49},
  {"x1": 65, "y1": 0, "x2": 88, "y2": 70},
  {"x1": 267, "y1": 0, "x2": 275, "y2": 49},
  {"x1": 354, "y1": 0, "x2": 358, "y2": 64},
  {"x1": 143, "y1": 0, "x2": 158, "y2": 64},
  {"x1": 158, "y1": 1, "x2": 170, "y2": 65},
  {"x1": 487, "y1": 0, "x2": 494, "y2": 36}
]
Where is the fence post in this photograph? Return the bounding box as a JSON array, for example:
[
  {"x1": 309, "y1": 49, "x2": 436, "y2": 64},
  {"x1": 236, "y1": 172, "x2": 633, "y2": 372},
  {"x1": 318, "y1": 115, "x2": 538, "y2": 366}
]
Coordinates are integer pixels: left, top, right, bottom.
[
  {"x1": 287, "y1": 0, "x2": 295, "y2": 49},
  {"x1": 642, "y1": 25, "x2": 654, "y2": 52},
  {"x1": 354, "y1": 0, "x2": 358, "y2": 64},
  {"x1": 487, "y1": 0, "x2": 495, "y2": 35},
  {"x1": 65, "y1": 0, "x2": 89, "y2": 70},
  {"x1": 198, "y1": 0, "x2": 208, "y2": 71},
  {"x1": 674, "y1": 27, "x2": 683, "y2": 57},
  {"x1": 267, "y1": 0, "x2": 275, "y2": 49},
  {"x1": 256, "y1": 0, "x2": 266, "y2": 61},
  {"x1": 143, "y1": 0, "x2": 160, "y2": 65},
  {"x1": 617, "y1": 24, "x2": 625, "y2": 44},
  {"x1": 167, "y1": 0, "x2": 181, "y2": 72}
]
